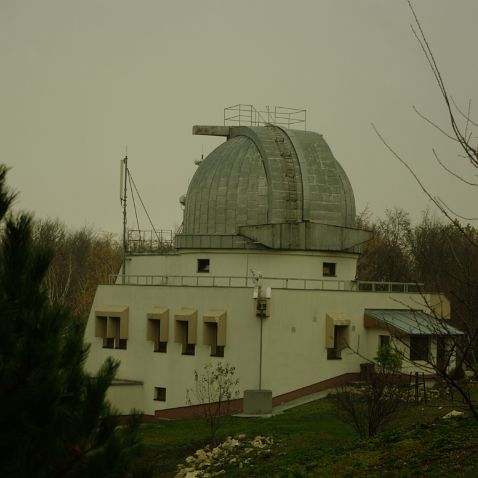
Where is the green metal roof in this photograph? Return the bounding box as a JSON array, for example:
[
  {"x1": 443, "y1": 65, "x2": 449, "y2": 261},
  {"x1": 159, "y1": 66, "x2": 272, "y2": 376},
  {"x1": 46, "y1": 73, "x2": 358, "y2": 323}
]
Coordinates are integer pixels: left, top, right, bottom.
[{"x1": 365, "y1": 309, "x2": 463, "y2": 336}]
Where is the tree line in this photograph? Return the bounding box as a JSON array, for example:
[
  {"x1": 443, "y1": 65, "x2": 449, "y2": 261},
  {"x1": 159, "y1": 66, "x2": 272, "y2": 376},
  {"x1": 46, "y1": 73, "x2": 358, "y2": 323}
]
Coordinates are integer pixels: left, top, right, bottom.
[
  {"x1": 32, "y1": 219, "x2": 122, "y2": 321},
  {"x1": 357, "y1": 208, "x2": 478, "y2": 348}
]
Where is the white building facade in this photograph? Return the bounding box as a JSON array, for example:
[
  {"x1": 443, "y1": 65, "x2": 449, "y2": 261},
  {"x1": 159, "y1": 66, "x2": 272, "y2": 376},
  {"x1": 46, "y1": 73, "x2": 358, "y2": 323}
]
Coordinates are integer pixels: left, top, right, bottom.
[{"x1": 84, "y1": 121, "x2": 457, "y2": 418}]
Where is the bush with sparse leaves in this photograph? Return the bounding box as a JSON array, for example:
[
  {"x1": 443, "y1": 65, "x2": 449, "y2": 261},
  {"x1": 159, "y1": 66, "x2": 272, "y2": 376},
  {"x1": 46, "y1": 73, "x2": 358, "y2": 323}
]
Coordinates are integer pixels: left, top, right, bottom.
[{"x1": 187, "y1": 362, "x2": 240, "y2": 445}]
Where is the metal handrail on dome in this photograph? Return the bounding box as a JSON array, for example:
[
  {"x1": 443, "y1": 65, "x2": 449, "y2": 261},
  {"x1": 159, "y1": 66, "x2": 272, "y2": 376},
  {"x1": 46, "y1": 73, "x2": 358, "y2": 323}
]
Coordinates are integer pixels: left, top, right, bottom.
[
  {"x1": 224, "y1": 104, "x2": 306, "y2": 130},
  {"x1": 107, "y1": 274, "x2": 422, "y2": 293}
]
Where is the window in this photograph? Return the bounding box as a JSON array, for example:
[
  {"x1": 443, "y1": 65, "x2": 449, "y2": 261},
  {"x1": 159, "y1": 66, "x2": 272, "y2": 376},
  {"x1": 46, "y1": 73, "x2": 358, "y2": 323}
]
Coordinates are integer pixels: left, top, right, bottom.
[
  {"x1": 95, "y1": 307, "x2": 129, "y2": 350},
  {"x1": 109, "y1": 317, "x2": 124, "y2": 349},
  {"x1": 177, "y1": 319, "x2": 196, "y2": 355},
  {"x1": 410, "y1": 336, "x2": 430, "y2": 361},
  {"x1": 197, "y1": 259, "x2": 210, "y2": 273},
  {"x1": 155, "y1": 340, "x2": 167, "y2": 353},
  {"x1": 326, "y1": 313, "x2": 350, "y2": 360},
  {"x1": 323, "y1": 262, "x2": 336, "y2": 277},
  {"x1": 379, "y1": 335, "x2": 391, "y2": 348},
  {"x1": 203, "y1": 310, "x2": 227, "y2": 357},
  {"x1": 103, "y1": 337, "x2": 114, "y2": 349},
  {"x1": 175, "y1": 309, "x2": 197, "y2": 355},
  {"x1": 184, "y1": 342, "x2": 196, "y2": 355},
  {"x1": 327, "y1": 325, "x2": 349, "y2": 359},
  {"x1": 116, "y1": 338, "x2": 127, "y2": 350},
  {"x1": 147, "y1": 308, "x2": 169, "y2": 353},
  {"x1": 154, "y1": 387, "x2": 166, "y2": 401},
  {"x1": 204, "y1": 323, "x2": 224, "y2": 357}
]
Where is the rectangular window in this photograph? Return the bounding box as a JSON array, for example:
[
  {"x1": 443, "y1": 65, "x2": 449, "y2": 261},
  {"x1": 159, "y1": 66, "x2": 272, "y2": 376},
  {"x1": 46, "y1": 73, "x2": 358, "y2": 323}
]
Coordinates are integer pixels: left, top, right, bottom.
[
  {"x1": 410, "y1": 336, "x2": 430, "y2": 361},
  {"x1": 175, "y1": 309, "x2": 197, "y2": 356},
  {"x1": 326, "y1": 314, "x2": 350, "y2": 360},
  {"x1": 323, "y1": 262, "x2": 336, "y2": 277},
  {"x1": 379, "y1": 335, "x2": 391, "y2": 348},
  {"x1": 184, "y1": 342, "x2": 196, "y2": 355},
  {"x1": 197, "y1": 258, "x2": 210, "y2": 273},
  {"x1": 203, "y1": 310, "x2": 227, "y2": 357},
  {"x1": 327, "y1": 325, "x2": 348, "y2": 359},
  {"x1": 152, "y1": 320, "x2": 167, "y2": 352},
  {"x1": 204, "y1": 322, "x2": 224, "y2": 357},
  {"x1": 116, "y1": 338, "x2": 128, "y2": 350},
  {"x1": 154, "y1": 387, "x2": 166, "y2": 401},
  {"x1": 147, "y1": 307, "x2": 169, "y2": 353},
  {"x1": 103, "y1": 337, "x2": 114, "y2": 349},
  {"x1": 154, "y1": 339, "x2": 168, "y2": 353},
  {"x1": 175, "y1": 322, "x2": 195, "y2": 355},
  {"x1": 180, "y1": 322, "x2": 195, "y2": 355}
]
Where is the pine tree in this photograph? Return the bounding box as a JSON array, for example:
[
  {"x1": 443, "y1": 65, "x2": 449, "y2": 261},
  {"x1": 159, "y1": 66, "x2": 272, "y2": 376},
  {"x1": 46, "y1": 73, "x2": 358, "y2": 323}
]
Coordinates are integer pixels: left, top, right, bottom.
[{"x1": 0, "y1": 165, "x2": 149, "y2": 478}]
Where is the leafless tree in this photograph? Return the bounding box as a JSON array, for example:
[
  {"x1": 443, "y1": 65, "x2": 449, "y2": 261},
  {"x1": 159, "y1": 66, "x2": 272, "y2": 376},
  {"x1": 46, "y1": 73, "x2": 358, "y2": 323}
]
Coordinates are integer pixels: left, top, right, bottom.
[
  {"x1": 333, "y1": 346, "x2": 406, "y2": 438},
  {"x1": 370, "y1": 1, "x2": 478, "y2": 419},
  {"x1": 186, "y1": 362, "x2": 240, "y2": 446}
]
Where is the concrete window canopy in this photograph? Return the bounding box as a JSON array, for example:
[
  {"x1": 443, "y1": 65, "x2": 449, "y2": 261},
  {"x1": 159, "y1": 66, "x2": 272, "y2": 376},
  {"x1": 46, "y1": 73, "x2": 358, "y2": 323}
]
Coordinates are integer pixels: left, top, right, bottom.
[{"x1": 95, "y1": 306, "x2": 129, "y2": 350}]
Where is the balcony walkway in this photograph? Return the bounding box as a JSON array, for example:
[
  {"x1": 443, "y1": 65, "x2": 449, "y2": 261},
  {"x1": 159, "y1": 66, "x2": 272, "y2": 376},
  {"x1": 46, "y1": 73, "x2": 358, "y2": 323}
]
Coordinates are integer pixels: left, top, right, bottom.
[{"x1": 108, "y1": 274, "x2": 422, "y2": 293}]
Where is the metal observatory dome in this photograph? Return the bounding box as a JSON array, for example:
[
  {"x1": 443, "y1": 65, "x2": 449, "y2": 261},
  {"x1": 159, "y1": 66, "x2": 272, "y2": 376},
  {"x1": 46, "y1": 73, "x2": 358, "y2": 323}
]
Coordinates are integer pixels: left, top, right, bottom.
[{"x1": 175, "y1": 119, "x2": 370, "y2": 251}]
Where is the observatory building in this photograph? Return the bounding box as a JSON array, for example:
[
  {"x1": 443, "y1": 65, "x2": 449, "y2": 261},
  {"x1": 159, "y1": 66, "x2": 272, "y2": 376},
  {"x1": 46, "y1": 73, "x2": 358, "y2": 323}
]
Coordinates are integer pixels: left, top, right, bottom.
[{"x1": 85, "y1": 106, "x2": 456, "y2": 418}]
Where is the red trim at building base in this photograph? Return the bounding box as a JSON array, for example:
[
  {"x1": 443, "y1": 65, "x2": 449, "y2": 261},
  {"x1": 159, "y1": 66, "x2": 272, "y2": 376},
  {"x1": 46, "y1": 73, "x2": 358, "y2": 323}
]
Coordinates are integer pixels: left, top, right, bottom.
[{"x1": 153, "y1": 373, "x2": 361, "y2": 420}]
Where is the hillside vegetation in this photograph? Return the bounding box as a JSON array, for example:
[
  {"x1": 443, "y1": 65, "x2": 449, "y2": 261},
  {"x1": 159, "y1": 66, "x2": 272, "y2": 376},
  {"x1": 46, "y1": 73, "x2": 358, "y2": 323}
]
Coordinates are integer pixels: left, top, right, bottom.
[{"x1": 138, "y1": 391, "x2": 478, "y2": 477}]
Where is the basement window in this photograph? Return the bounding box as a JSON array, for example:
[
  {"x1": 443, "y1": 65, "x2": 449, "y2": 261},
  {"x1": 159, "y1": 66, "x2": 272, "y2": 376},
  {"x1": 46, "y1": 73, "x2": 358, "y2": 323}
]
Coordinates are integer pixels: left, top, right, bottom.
[
  {"x1": 323, "y1": 262, "x2": 336, "y2": 277},
  {"x1": 154, "y1": 387, "x2": 166, "y2": 402},
  {"x1": 197, "y1": 258, "x2": 210, "y2": 273},
  {"x1": 410, "y1": 336, "x2": 430, "y2": 361}
]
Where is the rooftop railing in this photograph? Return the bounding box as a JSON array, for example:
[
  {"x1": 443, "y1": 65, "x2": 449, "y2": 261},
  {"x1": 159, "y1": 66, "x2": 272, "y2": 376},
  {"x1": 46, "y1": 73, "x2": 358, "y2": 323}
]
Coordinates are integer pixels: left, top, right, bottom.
[
  {"x1": 126, "y1": 229, "x2": 175, "y2": 253},
  {"x1": 224, "y1": 104, "x2": 307, "y2": 130},
  {"x1": 108, "y1": 274, "x2": 423, "y2": 293}
]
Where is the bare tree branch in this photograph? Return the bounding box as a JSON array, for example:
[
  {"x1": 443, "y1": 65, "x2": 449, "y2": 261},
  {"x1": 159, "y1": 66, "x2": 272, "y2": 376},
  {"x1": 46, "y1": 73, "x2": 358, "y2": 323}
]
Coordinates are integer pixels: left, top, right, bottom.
[
  {"x1": 409, "y1": 1, "x2": 478, "y2": 168},
  {"x1": 452, "y1": 96, "x2": 478, "y2": 128},
  {"x1": 432, "y1": 149, "x2": 478, "y2": 186},
  {"x1": 372, "y1": 123, "x2": 478, "y2": 248},
  {"x1": 412, "y1": 106, "x2": 458, "y2": 143}
]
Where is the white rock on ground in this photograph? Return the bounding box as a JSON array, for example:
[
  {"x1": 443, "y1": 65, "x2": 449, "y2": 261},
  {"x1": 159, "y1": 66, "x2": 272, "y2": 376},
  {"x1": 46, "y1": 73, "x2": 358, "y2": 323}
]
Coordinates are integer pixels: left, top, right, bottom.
[{"x1": 442, "y1": 410, "x2": 464, "y2": 419}]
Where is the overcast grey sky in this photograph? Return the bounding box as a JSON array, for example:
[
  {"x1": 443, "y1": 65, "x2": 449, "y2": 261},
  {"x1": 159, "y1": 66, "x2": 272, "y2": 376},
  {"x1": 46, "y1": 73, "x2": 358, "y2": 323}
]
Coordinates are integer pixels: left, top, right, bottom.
[{"x1": 1, "y1": 0, "x2": 477, "y2": 237}]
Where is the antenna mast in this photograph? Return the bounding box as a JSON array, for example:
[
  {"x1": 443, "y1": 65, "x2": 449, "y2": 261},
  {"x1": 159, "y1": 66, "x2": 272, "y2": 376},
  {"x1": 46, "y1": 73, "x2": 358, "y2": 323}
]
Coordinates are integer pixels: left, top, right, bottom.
[{"x1": 120, "y1": 154, "x2": 128, "y2": 282}]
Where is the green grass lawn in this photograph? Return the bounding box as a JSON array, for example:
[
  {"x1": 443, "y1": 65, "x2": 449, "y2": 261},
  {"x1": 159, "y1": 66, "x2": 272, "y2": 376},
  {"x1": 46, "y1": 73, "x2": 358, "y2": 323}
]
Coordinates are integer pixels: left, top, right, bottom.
[{"x1": 138, "y1": 392, "x2": 478, "y2": 478}]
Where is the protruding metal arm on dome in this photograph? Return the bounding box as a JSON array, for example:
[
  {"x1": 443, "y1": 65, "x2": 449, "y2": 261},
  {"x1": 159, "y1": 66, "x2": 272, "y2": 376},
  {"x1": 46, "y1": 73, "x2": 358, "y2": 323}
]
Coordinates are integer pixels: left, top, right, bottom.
[{"x1": 193, "y1": 125, "x2": 230, "y2": 137}]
